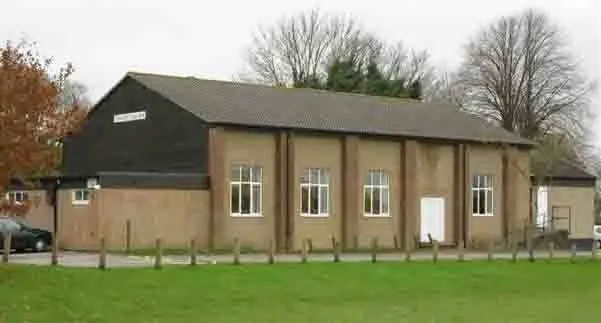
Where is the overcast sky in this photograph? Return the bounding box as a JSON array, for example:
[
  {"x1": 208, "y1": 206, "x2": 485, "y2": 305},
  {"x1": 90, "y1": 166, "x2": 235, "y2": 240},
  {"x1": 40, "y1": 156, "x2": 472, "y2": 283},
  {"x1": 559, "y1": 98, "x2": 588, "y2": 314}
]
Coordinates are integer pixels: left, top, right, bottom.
[{"x1": 2, "y1": 0, "x2": 600, "y2": 138}]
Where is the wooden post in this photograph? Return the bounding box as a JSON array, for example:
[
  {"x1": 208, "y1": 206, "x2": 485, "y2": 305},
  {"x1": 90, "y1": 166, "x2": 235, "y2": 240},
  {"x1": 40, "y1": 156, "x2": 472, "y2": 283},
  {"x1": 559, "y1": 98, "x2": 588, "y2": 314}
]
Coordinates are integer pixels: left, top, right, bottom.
[
  {"x1": 487, "y1": 240, "x2": 494, "y2": 262},
  {"x1": 2, "y1": 232, "x2": 11, "y2": 264},
  {"x1": 591, "y1": 241, "x2": 597, "y2": 261},
  {"x1": 548, "y1": 241, "x2": 554, "y2": 260},
  {"x1": 51, "y1": 231, "x2": 58, "y2": 266},
  {"x1": 190, "y1": 238, "x2": 197, "y2": 266},
  {"x1": 370, "y1": 238, "x2": 378, "y2": 263},
  {"x1": 233, "y1": 237, "x2": 240, "y2": 265},
  {"x1": 570, "y1": 242, "x2": 577, "y2": 263},
  {"x1": 268, "y1": 239, "x2": 275, "y2": 264},
  {"x1": 457, "y1": 240, "x2": 464, "y2": 262},
  {"x1": 432, "y1": 240, "x2": 439, "y2": 264},
  {"x1": 332, "y1": 236, "x2": 340, "y2": 263},
  {"x1": 511, "y1": 240, "x2": 518, "y2": 263},
  {"x1": 125, "y1": 219, "x2": 132, "y2": 254},
  {"x1": 154, "y1": 238, "x2": 162, "y2": 270},
  {"x1": 393, "y1": 235, "x2": 399, "y2": 250},
  {"x1": 353, "y1": 235, "x2": 359, "y2": 250},
  {"x1": 527, "y1": 236, "x2": 535, "y2": 262},
  {"x1": 404, "y1": 244, "x2": 412, "y2": 262},
  {"x1": 301, "y1": 239, "x2": 308, "y2": 263},
  {"x1": 307, "y1": 238, "x2": 313, "y2": 254},
  {"x1": 98, "y1": 237, "x2": 107, "y2": 270}
]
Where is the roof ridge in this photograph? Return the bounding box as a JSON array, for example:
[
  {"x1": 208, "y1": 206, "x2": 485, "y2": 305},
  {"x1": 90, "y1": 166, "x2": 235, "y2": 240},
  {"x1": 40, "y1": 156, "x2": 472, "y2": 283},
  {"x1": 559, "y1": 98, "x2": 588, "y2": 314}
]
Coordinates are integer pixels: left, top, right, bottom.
[{"x1": 129, "y1": 70, "x2": 423, "y2": 106}]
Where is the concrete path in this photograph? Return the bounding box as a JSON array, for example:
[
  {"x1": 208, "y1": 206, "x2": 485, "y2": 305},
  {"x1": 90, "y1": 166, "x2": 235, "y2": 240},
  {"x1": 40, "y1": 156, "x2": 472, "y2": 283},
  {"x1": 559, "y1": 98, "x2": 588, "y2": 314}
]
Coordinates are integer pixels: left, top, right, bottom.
[
  {"x1": 4, "y1": 249, "x2": 598, "y2": 268},
  {"x1": 6, "y1": 252, "x2": 196, "y2": 268}
]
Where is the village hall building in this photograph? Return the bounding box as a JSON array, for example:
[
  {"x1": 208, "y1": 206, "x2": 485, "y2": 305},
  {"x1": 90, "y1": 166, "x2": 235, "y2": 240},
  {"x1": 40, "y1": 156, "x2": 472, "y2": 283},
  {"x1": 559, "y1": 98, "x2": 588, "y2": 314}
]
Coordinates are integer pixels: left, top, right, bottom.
[
  {"x1": 32, "y1": 70, "x2": 601, "y2": 253},
  {"x1": 28, "y1": 71, "x2": 538, "y2": 252}
]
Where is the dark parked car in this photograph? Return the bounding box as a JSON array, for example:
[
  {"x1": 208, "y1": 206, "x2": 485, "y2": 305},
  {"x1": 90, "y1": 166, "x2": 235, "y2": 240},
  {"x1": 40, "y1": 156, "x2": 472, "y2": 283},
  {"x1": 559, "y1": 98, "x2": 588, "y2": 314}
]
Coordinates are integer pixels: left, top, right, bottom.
[{"x1": 0, "y1": 216, "x2": 52, "y2": 252}]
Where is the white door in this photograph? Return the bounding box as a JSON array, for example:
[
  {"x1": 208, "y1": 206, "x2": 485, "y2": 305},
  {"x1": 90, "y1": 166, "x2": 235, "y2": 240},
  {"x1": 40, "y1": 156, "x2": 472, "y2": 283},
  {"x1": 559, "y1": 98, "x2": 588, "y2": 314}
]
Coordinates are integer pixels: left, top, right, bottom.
[
  {"x1": 420, "y1": 197, "x2": 445, "y2": 242},
  {"x1": 536, "y1": 186, "x2": 549, "y2": 229}
]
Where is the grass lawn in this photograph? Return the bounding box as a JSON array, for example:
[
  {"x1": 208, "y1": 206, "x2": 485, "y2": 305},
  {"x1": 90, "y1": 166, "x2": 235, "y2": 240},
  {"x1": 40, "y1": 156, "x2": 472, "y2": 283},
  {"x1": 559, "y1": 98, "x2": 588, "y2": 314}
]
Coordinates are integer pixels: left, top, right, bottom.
[{"x1": 1, "y1": 261, "x2": 600, "y2": 323}]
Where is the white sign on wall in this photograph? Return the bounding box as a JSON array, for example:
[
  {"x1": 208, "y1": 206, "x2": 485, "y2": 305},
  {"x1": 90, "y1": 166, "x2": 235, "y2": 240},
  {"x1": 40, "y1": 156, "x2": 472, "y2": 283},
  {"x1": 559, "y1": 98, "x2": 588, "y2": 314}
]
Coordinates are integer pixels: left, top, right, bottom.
[{"x1": 113, "y1": 110, "x2": 147, "y2": 123}]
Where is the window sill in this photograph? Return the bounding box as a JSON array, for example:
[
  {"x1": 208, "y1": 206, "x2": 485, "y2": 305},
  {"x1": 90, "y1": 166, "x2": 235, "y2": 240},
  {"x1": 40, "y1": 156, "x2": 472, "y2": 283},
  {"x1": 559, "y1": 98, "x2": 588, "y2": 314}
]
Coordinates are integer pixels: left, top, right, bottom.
[
  {"x1": 230, "y1": 214, "x2": 263, "y2": 218},
  {"x1": 472, "y1": 214, "x2": 494, "y2": 217},
  {"x1": 300, "y1": 214, "x2": 330, "y2": 218},
  {"x1": 363, "y1": 214, "x2": 392, "y2": 218},
  {"x1": 72, "y1": 201, "x2": 90, "y2": 206}
]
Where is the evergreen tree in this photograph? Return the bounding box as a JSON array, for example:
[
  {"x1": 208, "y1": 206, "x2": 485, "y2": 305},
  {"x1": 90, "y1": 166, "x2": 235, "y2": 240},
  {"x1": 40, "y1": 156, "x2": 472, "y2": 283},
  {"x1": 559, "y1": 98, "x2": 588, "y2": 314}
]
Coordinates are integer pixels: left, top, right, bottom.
[
  {"x1": 363, "y1": 61, "x2": 390, "y2": 96},
  {"x1": 293, "y1": 56, "x2": 420, "y2": 100},
  {"x1": 325, "y1": 59, "x2": 363, "y2": 93}
]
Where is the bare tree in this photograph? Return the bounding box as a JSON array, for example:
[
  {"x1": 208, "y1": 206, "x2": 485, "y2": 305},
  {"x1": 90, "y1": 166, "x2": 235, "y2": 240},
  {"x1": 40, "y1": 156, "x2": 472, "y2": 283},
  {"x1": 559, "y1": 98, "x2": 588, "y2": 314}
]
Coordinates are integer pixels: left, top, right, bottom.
[
  {"x1": 423, "y1": 71, "x2": 467, "y2": 106},
  {"x1": 241, "y1": 9, "x2": 370, "y2": 87},
  {"x1": 58, "y1": 80, "x2": 92, "y2": 111},
  {"x1": 457, "y1": 9, "x2": 594, "y2": 141},
  {"x1": 376, "y1": 42, "x2": 437, "y2": 94},
  {"x1": 240, "y1": 8, "x2": 435, "y2": 91}
]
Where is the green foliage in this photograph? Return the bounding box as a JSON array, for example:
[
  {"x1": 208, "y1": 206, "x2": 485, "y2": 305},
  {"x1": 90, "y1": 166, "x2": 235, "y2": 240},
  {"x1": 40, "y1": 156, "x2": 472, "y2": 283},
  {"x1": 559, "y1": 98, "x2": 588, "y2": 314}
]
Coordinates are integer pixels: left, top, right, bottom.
[
  {"x1": 325, "y1": 59, "x2": 363, "y2": 93},
  {"x1": 310, "y1": 58, "x2": 421, "y2": 99},
  {"x1": 293, "y1": 74, "x2": 323, "y2": 89}
]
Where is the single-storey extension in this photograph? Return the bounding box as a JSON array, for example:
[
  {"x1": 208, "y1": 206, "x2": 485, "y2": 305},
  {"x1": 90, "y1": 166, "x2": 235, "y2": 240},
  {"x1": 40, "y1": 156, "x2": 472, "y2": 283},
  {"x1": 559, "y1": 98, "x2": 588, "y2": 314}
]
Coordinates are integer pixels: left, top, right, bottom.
[{"x1": 534, "y1": 159, "x2": 597, "y2": 248}]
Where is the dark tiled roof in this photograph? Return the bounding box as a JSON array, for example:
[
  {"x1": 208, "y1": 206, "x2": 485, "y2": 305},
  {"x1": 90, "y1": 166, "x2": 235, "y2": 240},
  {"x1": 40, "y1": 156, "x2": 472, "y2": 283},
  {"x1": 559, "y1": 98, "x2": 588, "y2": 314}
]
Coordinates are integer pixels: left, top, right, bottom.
[
  {"x1": 127, "y1": 72, "x2": 533, "y2": 146},
  {"x1": 548, "y1": 159, "x2": 597, "y2": 180}
]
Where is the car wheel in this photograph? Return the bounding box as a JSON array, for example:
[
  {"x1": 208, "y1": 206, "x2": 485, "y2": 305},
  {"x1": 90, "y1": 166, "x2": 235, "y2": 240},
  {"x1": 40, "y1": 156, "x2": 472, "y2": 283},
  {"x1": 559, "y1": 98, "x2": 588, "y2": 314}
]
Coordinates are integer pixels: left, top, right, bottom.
[{"x1": 33, "y1": 239, "x2": 47, "y2": 252}]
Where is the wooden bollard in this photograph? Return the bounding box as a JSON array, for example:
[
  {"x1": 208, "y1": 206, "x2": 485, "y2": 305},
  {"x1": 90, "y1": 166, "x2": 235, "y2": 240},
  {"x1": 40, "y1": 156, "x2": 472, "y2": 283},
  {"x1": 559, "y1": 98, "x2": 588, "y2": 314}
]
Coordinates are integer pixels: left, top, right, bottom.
[
  {"x1": 370, "y1": 238, "x2": 378, "y2": 263},
  {"x1": 268, "y1": 239, "x2": 275, "y2": 264},
  {"x1": 98, "y1": 237, "x2": 107, "y2": 270},
  {"x1": 51, "y1": 231, "x2": 58, "y2": 266},
  {"x1": 353, "y1": 235, "x2": 359, "y2": 250},
  {"x1": 487, "y1": 240, "x2": 494, "y2": 261},
  {"x1": 432, "y1": 240, "x2": 439, "y2": 264},
  {"x1": 190, "y1": 238, "x2": 197, "y2": 266},
  {"x1": 2, "y1": 231, "x2": 11, "y2": 264},
  {"x1": 154, "y1": 238, "x2": 162, "y2": 269},
  {"x1": 511, "y1": 240, "x2": 518, "y2": 263},
  {"x1": 404, "y1": 243, "x2": 412, "y2": 262},
  {"x1": 393, "y1": 235, "x2": 399, "y2": 250},
  {"x1": 527, "y1": 237, "x2": 535, "y2": 262},
  {"x1": 301, "y1": 239, "x2": 308, "y2": 263},
  {"x1": 548, "y1": 242, "x2": 554, "y2": 260},
  {"x1": 233, "y1": 237, "x2": 241, "y2": 265},
  {"x1": 570, "y1": 242, "x2": 577, "y2": 263},
  {"x1": 591, "y1": 241, "x2": 597, "y2": 261},
  {"x1": 457, "y1": 240, "x2": 465, "y2": 262},
  {"x1": 125, "y1": 220, "x2": 132, "y2": 254},
  {"x1": 331, "y1": 236, "x2": 340, "y2": 263}
]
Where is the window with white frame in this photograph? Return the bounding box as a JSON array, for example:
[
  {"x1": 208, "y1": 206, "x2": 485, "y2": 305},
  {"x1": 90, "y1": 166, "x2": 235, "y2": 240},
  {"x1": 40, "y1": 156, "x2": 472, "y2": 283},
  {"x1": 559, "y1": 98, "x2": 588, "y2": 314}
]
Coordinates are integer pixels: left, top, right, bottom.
[
  {"x1": 472, "y1": 175, "x2": 493, "y2": 216},
  {"x1": 300, "y1": 168, "x2": 329, "y2": 217},
  {"x1": 6, "y1": 191, "x2": 29, "y2": 204},
  {"x1": 364, "y1": 170, "x2": 390, "y2": 216},
  {"x1": 72, "y1": 189, "x2": 91, "y2": 205},
  {"x1": 230, "y1": 165, "x2": 262, "y2": 216}
]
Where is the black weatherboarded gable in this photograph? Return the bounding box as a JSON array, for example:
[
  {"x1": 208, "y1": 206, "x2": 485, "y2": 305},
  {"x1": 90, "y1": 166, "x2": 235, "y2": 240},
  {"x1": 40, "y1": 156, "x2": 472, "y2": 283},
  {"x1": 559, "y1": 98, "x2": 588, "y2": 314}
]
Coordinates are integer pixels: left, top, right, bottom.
[{"x1": 62, "y1": 76, "x2": 210, "y2": 176}]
